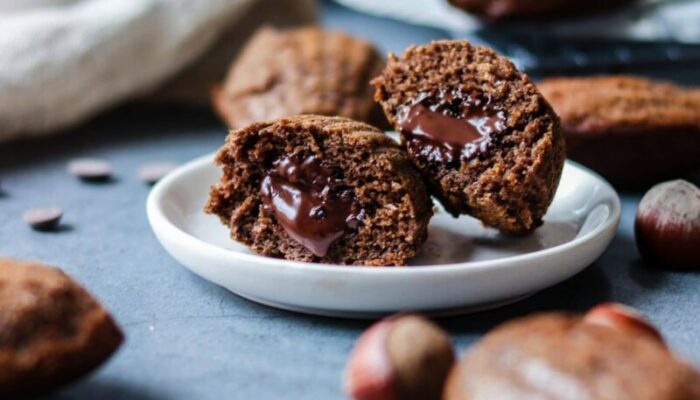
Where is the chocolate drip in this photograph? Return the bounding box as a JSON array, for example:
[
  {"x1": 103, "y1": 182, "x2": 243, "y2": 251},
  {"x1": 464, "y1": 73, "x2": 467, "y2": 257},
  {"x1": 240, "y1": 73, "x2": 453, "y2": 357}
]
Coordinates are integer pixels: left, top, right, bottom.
[
  {"x1": 260, "y1": 154, "x2": 362, "y2": 257},
  {"x1": 397, "y1": 91, "x2": 507, "y2": 165}
]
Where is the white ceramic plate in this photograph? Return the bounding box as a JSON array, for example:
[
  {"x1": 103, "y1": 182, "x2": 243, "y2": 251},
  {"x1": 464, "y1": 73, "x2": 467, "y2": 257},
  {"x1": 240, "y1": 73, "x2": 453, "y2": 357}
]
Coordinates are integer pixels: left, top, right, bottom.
[{"x1": 147, "y1": 153, "x2": 620, "y2": 318}]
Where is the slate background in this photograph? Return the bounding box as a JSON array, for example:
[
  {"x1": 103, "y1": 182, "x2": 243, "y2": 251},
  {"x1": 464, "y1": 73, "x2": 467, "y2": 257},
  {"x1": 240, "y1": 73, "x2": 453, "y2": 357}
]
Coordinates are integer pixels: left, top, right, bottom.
[{"x1": 0, "y1": 1, "x2": 698, "y2": 399}]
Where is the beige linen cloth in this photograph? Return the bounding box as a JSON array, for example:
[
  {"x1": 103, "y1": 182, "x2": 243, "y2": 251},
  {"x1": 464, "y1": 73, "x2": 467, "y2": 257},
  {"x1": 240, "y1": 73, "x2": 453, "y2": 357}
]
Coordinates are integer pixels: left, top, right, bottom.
[{"x1": 0, "y1": 0, "x2": 316, "y2": 141}]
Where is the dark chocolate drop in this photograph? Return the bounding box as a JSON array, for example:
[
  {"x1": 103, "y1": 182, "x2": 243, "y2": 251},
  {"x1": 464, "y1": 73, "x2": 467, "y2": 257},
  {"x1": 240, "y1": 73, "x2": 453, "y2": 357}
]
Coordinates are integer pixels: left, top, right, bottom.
[
  {"x1": 260, "y1": 154, "x2": 362, "y2": 257},
  {"x1": 23, "y1": 207, "x2": 63, "y2": 231}
]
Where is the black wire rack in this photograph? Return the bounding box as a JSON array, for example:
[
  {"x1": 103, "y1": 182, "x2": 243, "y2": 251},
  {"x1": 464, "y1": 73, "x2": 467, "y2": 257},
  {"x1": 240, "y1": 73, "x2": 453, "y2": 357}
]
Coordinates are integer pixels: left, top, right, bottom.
[{"x1": 477, "y1": 31, "x2": 700, "y2": 78}]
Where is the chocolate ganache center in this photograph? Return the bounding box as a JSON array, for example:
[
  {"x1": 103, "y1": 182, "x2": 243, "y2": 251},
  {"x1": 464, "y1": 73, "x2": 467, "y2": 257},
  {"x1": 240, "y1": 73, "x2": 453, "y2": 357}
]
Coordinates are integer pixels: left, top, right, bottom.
[
  {"x1": 397, "y1": 91, "x2": 507, "y2": 165},
  {"x1": 260, "y1": 154, "x2": 362, "y2": 257}
]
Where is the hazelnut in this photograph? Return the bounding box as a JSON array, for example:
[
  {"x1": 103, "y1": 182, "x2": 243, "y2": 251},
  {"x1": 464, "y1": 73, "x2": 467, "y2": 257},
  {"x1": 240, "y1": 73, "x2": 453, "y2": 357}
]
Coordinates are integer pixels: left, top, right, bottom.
[
  {"x1": 344, "y1": 314, "x2": 454, "y2": 400},
  {"x1": 634, "y1": 179, "x2": 700, "y2": 269},
  {"x1": 583, "y1": 303, "x2": 663, "y2": 343}
]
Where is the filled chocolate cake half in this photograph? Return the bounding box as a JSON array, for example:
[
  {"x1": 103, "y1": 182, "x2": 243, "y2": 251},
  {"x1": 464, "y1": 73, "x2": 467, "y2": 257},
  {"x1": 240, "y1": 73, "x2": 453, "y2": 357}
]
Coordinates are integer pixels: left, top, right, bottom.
[
  {"x1": 206, "y1": 115, "x2": 432, "y2": 266},
  {"x1": 372, "y1": 40, "x2": 565, "y2": 234}
]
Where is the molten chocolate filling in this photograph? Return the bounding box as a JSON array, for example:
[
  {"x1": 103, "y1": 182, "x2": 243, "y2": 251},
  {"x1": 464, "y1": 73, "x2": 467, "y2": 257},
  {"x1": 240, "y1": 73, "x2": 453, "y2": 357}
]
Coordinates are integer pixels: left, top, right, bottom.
[
  {"x1": 397, "y1": 91, "x2": 507, "y2": 165},
  {"x1": 260, "y1": 154, "x2": 362, "y2": 257}
]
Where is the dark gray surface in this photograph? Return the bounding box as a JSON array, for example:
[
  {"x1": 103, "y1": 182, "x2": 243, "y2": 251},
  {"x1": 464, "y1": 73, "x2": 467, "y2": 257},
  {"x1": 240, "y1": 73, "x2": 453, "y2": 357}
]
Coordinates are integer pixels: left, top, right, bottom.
[{"x1": 1, "y1": 2, "x2": 699, "y2": 399}]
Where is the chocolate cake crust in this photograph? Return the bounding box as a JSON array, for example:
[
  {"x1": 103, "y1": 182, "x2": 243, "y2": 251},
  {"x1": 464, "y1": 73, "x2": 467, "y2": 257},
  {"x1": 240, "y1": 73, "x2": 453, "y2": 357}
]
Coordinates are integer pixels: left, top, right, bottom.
[
  {"x1": 372, "y1": 40, "x2": 565, "y2": 234},
  {"x1": 206, "y1": 115, "x2": 432, "y2": 266}
]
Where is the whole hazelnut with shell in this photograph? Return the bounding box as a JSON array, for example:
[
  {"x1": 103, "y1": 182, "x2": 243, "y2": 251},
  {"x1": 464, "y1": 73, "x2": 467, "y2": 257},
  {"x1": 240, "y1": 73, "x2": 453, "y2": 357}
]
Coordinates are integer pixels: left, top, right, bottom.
[
  {"x1": 635, "y1": 179, "x2": 700, "y2": 269},
  {"x1": 344, "y1": 314, "x2": 454, "y2": 400}
]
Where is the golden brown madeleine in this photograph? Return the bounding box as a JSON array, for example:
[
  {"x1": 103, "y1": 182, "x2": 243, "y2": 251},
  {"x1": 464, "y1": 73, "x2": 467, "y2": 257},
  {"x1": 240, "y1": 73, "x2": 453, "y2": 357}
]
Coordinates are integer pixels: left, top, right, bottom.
[
  {"x1": 445, "y1": 305, "x2": 700, "y2": 399},
  {"x1": 0, "y1": 259, "x2": 123, "y2": 398},
  {"x1": 539, "y1": 75, "x2": 700, "y2": 187},
  {"x1": 212, "y1": 26, "x2": 387, "y2": 130}
]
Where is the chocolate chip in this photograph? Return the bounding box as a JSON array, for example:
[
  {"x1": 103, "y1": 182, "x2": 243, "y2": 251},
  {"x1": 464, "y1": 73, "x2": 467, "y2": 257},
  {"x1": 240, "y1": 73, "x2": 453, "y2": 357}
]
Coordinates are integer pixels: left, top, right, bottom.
[
  {"x1": 67, "y1": 159, "x2": 112, "y2": 182},
  {"x1": 23, "y1": 207, "x2": 63, "y2": 231},
  {"x1": 138, "y1": 162, "x2": 177, "y2": 184}
]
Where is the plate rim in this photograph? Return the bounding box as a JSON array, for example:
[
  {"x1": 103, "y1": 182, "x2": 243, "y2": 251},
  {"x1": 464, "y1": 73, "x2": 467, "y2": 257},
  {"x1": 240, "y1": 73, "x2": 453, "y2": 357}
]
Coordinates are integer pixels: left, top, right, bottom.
[{"x1": 147, "y1": 153, "x2": 621, "y2": 274}]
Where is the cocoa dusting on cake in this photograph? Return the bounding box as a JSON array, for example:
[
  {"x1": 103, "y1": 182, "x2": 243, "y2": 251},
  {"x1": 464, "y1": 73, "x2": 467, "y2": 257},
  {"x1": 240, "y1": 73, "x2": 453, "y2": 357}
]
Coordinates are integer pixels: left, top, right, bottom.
[
  {"x1": 372, "y1": 40, "x2": 565, "y2": 234},
  {"x1": 206, "y1": 115, "x2": 432, "y2": 266}
]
